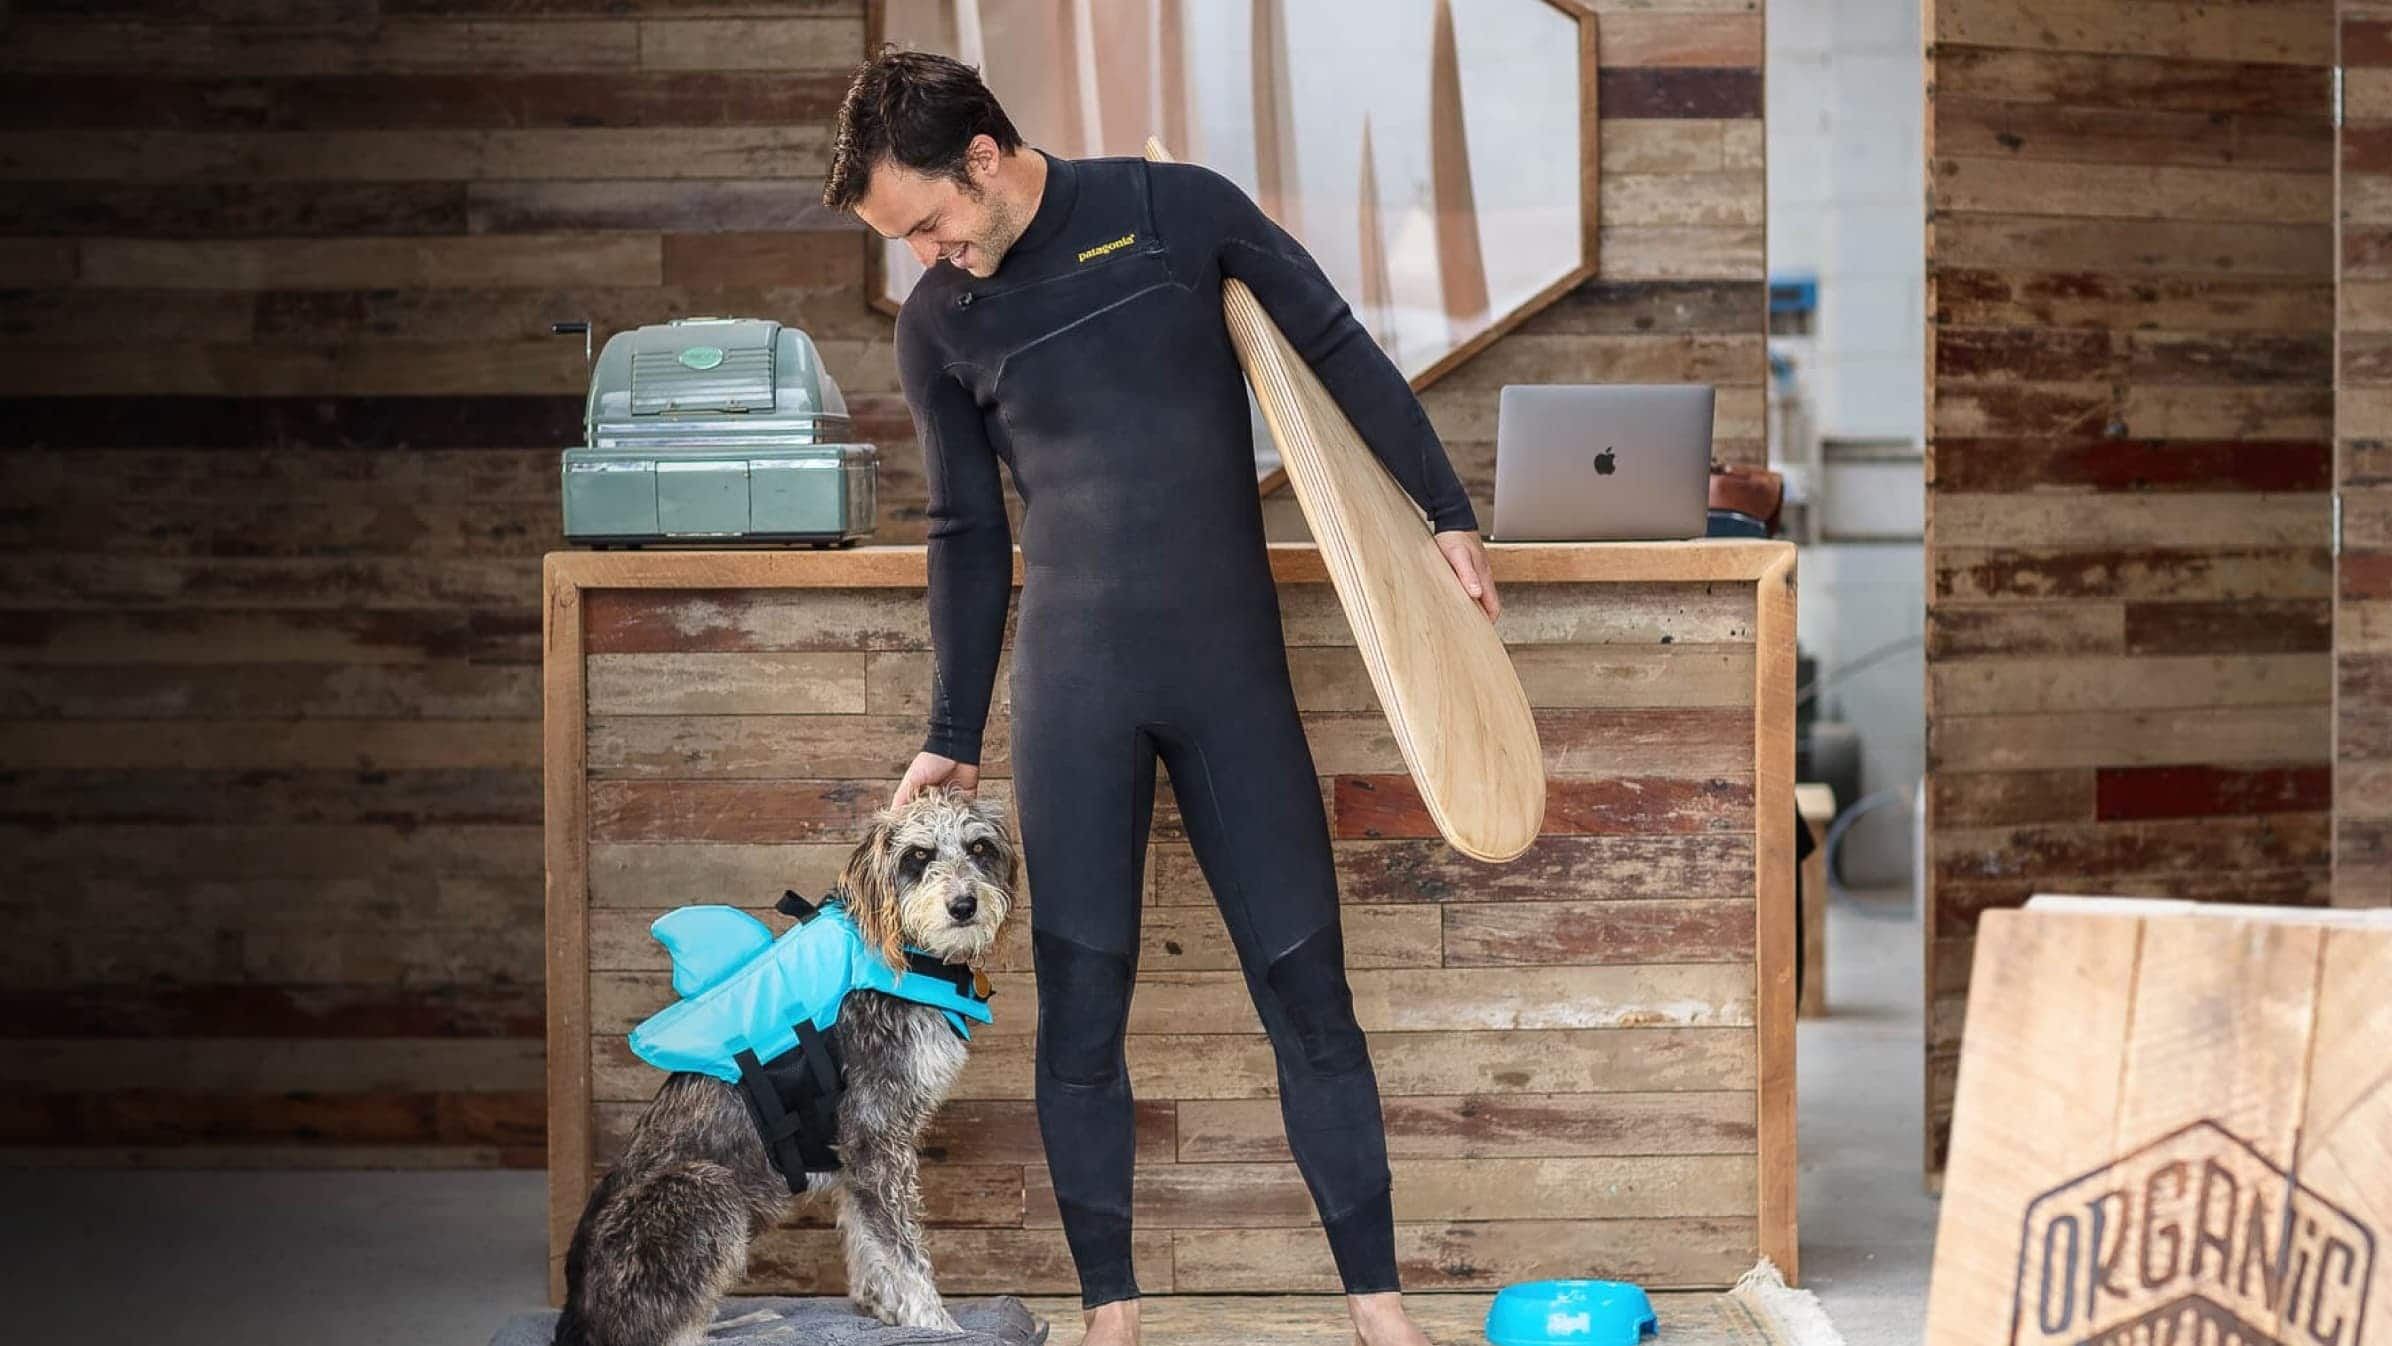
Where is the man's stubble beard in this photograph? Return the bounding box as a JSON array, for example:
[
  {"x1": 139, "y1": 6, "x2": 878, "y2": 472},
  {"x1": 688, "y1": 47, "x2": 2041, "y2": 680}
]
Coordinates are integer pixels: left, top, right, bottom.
[{"x1": 966, "y1": 184, "x2": 1027, "y2": 278}]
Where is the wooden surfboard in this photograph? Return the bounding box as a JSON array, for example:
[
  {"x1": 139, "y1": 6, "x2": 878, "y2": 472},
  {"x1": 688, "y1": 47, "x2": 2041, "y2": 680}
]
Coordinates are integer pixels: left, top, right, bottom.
[{"x1": 1144, "y1": 137, "x2": 1544, "y2": 863}]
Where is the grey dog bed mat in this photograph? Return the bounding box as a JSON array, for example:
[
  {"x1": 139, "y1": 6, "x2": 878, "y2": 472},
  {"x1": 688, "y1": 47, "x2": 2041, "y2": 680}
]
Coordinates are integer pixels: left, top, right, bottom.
[{"x1": 490, "y1": 1296, "x2": 1049, "y2": 1346}]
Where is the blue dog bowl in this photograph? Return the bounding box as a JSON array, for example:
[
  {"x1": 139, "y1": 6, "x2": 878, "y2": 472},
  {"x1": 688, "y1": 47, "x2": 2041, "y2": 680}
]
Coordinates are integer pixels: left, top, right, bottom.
[{"x1": 1485, "y1": 1278, "x2": 1658, "y2": 1346}]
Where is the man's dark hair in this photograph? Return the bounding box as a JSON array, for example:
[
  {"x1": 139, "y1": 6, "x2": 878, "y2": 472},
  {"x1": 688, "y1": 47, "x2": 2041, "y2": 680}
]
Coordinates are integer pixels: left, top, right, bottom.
[{"x1": 823, "y1": 45, "x2": 1025, "y2": 212}]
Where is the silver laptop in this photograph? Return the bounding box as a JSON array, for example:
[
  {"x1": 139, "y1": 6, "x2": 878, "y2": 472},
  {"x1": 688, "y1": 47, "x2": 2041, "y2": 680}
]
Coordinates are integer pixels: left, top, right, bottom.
[{"x1": 1489, "y1": 384, "x2": 1715, "y2": 541}]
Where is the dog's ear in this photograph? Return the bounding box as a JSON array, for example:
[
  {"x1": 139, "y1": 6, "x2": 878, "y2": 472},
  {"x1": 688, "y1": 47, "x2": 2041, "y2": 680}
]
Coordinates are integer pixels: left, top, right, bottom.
[
  {"x1": 973, "y1": 792, "x2": 1013, "y2": 837},
  {"x1": 838, "y1": 811, "x2": 906, "y2": 967}
]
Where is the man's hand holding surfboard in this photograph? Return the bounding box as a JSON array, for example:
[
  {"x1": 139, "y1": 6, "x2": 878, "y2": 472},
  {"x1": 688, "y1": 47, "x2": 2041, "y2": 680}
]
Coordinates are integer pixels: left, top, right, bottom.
[{"x1": 1435, "y1": 528, "x2": 1500, "y2": 621}]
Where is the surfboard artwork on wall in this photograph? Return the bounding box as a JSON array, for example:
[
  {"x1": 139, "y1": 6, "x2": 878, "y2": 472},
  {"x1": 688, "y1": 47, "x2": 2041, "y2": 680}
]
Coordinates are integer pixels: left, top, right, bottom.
[{"x1": 1144, "y1": 137, "x2": 1545, "y2": 863}]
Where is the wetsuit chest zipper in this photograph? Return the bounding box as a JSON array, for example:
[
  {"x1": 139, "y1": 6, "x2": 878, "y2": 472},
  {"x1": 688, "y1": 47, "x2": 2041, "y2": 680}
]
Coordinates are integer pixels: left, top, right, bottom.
[{"x1": 960, "y1": 243, "x2": 1170, "y2": 307}]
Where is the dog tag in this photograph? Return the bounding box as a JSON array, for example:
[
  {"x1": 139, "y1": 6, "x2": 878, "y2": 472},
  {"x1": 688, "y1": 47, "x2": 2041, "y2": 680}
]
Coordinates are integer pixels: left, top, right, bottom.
[{"x1": 971, "y1": 967, "x2": 992, "y2": 999}]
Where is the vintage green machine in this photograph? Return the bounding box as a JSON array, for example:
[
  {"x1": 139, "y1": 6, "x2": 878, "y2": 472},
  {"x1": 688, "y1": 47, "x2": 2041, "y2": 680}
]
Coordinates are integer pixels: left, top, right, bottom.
[{"x1": 560, "y1": 317, "x2": 877, "y2": 547}]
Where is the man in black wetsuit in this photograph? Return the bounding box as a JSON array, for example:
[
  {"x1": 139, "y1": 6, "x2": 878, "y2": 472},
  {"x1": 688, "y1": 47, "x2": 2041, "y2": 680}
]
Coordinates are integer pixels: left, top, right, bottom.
[{"x1": 824, "y1": 49, "x2": 1500, "y2": 1346}]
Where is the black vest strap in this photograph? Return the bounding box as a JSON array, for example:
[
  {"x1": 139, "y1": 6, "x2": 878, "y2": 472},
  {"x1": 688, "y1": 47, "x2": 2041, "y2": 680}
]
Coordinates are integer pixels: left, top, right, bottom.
[
  {"x1": 902, "y1": 949, "x2": 980, "y2": 999},
  {"x1": 733, "y1": 1019, "x2": 847, "y2": 1193}
]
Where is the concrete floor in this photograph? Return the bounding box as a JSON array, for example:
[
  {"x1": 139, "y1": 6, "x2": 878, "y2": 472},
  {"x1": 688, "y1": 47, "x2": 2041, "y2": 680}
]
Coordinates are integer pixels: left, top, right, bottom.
[{"x1": 3, "y1": 898, "x2": 1935, "y2": 1346}]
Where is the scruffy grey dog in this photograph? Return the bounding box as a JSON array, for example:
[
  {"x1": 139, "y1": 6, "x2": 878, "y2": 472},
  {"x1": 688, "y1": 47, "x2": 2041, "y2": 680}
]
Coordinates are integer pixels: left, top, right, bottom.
[{"x1": 555, "y1": 784, "x2": 1020, "y2": 1346}]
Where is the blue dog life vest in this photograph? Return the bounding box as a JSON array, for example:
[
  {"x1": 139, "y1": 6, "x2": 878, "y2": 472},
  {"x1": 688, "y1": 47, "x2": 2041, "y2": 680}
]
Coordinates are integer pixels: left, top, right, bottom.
[{"x1": 628, "y1": 891, "x2": 995, "y2": 1190}]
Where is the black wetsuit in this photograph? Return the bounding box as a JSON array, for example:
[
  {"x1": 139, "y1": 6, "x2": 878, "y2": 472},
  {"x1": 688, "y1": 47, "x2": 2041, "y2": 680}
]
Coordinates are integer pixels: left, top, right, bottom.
[{"x1": 894, "y1": 148, "x2": 1479, "y2": 1310}]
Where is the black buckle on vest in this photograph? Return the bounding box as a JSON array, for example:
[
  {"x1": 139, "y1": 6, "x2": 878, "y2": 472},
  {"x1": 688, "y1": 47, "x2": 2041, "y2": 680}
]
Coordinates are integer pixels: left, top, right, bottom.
[
  {"x1": 776, "y1": 888, "x2": 822, "y2": 923},
  {"x1": 733, "y1": 1018, "x2": 845, "y2": 1193},
  {"x1": 902, "y1": 948, "x2": 984, "y2": 1001}
]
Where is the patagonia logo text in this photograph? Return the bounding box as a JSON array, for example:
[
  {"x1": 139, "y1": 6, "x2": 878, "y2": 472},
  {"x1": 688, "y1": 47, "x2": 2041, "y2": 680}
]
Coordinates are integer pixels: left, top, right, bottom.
[
  {"x1": 2010, "y1": 1120, "x2": 2377, "y2": 1346},
  {"x1": 1077, "y1": 233, "x2": 1136, "y2": 263}
]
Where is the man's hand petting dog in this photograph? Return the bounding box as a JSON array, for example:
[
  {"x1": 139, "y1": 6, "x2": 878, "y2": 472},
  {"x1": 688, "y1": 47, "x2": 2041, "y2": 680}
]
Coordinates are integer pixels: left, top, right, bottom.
[
  {"x1": 554, "y1": 784, "x2": 1021, "y2": 1346},
  {"x1": 893, "y1": 749, "x2": 977, "y2": 809}
]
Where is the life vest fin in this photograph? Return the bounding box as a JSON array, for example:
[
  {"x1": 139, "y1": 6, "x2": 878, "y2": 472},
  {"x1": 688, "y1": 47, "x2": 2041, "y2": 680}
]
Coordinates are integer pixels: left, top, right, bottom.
[{"x1": 651, "y1": 906, "x2": 773, "y2": 999}]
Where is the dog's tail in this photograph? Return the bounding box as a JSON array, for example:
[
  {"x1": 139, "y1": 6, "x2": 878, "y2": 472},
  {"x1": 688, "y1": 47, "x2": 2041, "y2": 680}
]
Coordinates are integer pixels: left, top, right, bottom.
[
  {"x1": 552, "y1": 1163, "x2": 624, "y2": 1346},
  {"x1": 554, "y1": 1160, "x2": 755, "y2": 1346}
]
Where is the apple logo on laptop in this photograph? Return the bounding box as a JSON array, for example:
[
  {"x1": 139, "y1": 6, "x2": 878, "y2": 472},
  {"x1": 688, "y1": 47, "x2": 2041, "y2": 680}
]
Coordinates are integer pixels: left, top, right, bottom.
[{"x1": 1592, "y1": 448, "x2": 1618, "y2": 476}]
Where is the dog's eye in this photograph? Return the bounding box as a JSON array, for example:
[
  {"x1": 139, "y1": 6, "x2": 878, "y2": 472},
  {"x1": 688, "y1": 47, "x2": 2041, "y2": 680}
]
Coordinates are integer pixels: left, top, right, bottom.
[
  {"x1": 902, "y1": 845, "x2": 932, "y2": 868},
  {"x1": 968, "y1": 839, "x2": 991, "y2": 858}
]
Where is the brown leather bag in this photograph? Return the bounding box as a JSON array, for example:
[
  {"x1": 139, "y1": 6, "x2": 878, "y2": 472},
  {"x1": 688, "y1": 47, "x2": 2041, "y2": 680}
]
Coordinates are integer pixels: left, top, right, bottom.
[{"x1": 1708, "y1": 460, "x2": 1784, "y2": 532}]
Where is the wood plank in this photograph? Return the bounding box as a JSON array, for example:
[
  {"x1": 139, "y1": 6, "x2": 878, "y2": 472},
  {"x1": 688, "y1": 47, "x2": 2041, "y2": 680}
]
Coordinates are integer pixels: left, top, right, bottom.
[
  {"x1": 2092, "y1": 763, "x2": 2334, "y2": 820},
  {"x1": 0, "y1": 719, "x2": 539, "y2": 770},
  {"x1": 1440, "y1": 900, "x2": 1754, "y2": 966},
  {"x1": 1936, "y1": 328, "x2": 2331, "y2": 387},
  {"x1": 0, "y1": 662, "x2": 537, "y2": 719},
  {"x1": 1170, "y1": 1218, "x2": 1757, "y2": 1292},
  {"x1": 1330, "y1": 773, "x2": 1754, "y2": 840},
  {"x1": 1932, "y1": 814, "x2": 2333, "y2": 885},
  {"x1": 1592, "y1": 15, "x2": 1764, "y2": 69},
  {"x1": 591, "y1": 1099, "x2": 1180, "y2": 1170},
  {"x1": 1930, "y1": 494, "x2": 2326, "y2": 548},
  {"x1": 78, "y1": 235, "x2": 664, "y2": 290},
  {"x1": 1931, "y1": 769, "x2": 2098, "y2": 828},
  {"x1": 588, "y1": 963, "x2": 1756, "y2": 1038},
  {"x1": 1931, "y1": 214, "x2": 2329, "y2": 277},
  {"x1": 0, "y1": 767, "x2": 541, "y2": 827},
  {"x1": 1934, "y1": 97, "x2": 2329, "y2": 171},
  {"x1": 1929, "y1": 704, "x2": 2330, "y2": 770},
  {"x1": 744, "y1": 1226, "x2": 1173, "y2": 1297},
  {"x1": 1934, "y1": 268, "x2": 2332, "y2": 334},
  {"x1": 2123, "y1": 597, "x2": 2332, "y2": 653},
  {"x1": 1020, "y1": 1155, "x2": 1759, "y2": 1227},
  {"x1": 0, "y1": 1087, "x2": 542, "y2": 1149},
  {"x1": 1934, "y1": 155, "x2": 2330, "y2": 223},
  {"x1": 1174, "y1": 1093, "x2": 1758, "y2": 1162},
  {"x1": 590, "y1": 903, "x2": 1440, "y2": 975},
  {"x1": 1927, "y1": 653, "x2": 2329, "y2": 712},
  {"x1": 544, "y1": 559, "x2": 590, "y2": 1303},
  {"x1": 0, "y1": 1038, "x2": 543, "y2": 1092},
  {"x1": 1931, "y1": 0, "x2": 2332, "y2": 65},
  {"x1": 1594, "y1": 69, "x2": 1762, "y2": 120},
  {"x1": 1931, "y1": 546, "x2": 2330, "y2": 602},
  {"x1": 0, "y1": 71, "x2": 857, "y2": 137},
  {"x1": 1927, "y1": 604, "x2": 2127, "y2": 658},
  {"x1": 1922, "y1": 907, "x2": 2142, "y2": 1343},
  {"x1": 588, "y1": 1028, "x2": 1759, "y2": 1104},
  {"x1": 0, "y1": 392, "x2": 580, "y2": 451},
  {"x1": 1752, "y1": 548, "x2": 1797, "y2": 1279},
  {"x1": 0, "y1": 128, "x2": 835, "y2": 182},
  {"x1": 1931, "y1": 45, "x2": 2329, "y2": 114},
  {"x1": 1154, "y1": 834, "x2": 1757, "y2": 906},
  {"x1": 1933, "y1": 868, "x2": 2333, "y2": 938}
]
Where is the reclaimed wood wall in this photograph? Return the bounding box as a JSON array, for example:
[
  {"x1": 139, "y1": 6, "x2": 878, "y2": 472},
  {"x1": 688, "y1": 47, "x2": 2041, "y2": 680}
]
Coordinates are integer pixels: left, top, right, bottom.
[
  {"x1": 561, "y1": 559, "x2": 1780, "y2": 1297},
  {"x1": 1923, "y1": 0, "x2": 2341, "y2": 1177},
  {"x1": 0, "y1": 0, "x2": 1767, "y2": 1163},
  {"x1": 2339, "y1": 6, "x2": 2392, "y2": 905}
]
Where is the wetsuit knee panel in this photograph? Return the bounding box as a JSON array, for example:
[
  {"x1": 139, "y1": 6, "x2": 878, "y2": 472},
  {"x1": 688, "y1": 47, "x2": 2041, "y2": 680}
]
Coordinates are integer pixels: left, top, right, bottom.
[
  {"x1": 1033, "y1": 928, "x2": 1136, "y2": 1086},
  {"x1": 1263, "y1": 923, "x2": 1369, "y2": 1075}
]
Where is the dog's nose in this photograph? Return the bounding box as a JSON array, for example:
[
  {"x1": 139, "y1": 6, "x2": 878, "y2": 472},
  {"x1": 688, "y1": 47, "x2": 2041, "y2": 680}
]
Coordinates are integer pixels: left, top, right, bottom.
[{"x1": 947, "y1": 892, "x2": 978, "y2": 922}]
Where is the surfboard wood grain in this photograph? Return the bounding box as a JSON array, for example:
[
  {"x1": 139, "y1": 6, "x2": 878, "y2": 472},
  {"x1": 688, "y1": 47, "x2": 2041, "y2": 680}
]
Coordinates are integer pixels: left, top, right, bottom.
[{"x1": 1142, "y1": 137, "x2": 1546, "y2": 862}]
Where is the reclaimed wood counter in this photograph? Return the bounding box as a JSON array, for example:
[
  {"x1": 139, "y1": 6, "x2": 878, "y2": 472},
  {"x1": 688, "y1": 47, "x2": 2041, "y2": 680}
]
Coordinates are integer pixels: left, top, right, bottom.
[{"x1": 542, "y1": 540, "x2": 1798, "y2": 1303}]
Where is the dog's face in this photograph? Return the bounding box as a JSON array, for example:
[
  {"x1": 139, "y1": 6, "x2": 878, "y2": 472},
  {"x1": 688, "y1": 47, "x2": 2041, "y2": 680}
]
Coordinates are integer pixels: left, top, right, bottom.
[{"x1": 837, "y1": 784, "x2": 1019, "y2": 968}]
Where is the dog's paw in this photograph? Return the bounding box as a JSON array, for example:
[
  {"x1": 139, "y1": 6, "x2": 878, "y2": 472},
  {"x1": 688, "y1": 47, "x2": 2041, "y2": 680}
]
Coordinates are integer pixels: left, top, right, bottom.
[{"x1": 890, "y1": 1295, "x2": 964, "y2": 1334}]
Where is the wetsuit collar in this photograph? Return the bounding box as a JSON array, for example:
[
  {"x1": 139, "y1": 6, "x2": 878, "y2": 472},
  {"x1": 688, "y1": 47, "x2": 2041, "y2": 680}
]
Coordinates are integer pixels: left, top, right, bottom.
[{"x1": 1004, "y1": 148, "x2": 1077, "y2": 257}]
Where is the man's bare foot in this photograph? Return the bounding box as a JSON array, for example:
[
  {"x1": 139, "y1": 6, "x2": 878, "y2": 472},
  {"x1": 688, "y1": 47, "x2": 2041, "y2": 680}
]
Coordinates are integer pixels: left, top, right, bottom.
[
  {"x1": 1349, "y1": 1289, "x2": 1436, "y2": 1346},
  {"x1": 1079, "y1": 1296, "x2": 1140, "y2": 1346}
]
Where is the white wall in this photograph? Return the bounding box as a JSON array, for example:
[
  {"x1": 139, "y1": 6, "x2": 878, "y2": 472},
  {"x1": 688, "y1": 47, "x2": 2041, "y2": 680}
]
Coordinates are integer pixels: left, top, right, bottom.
[
  {"x1": 1768, "y1": 0, "x2": 1925, "y2": 443},
  {"x1": 1768, "y1": 0, "x2": 1926, "y2": 886}
]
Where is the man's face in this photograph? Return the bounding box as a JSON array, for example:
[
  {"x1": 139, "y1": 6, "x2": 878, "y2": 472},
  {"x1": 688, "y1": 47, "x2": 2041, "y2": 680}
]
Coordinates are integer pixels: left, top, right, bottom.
[{"x1": 854, "y1": 139, "x2": 1025, "y2": 280}]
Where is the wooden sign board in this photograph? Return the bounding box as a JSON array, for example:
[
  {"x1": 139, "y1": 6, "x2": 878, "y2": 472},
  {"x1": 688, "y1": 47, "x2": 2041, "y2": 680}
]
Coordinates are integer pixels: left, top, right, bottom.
[
  {"x1": 1142, "y1": 136, "x2": 1546, "y2": 863},
  {"x1": 1924, "y1": 896, "x2": 2392, "y2": 1346}
]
